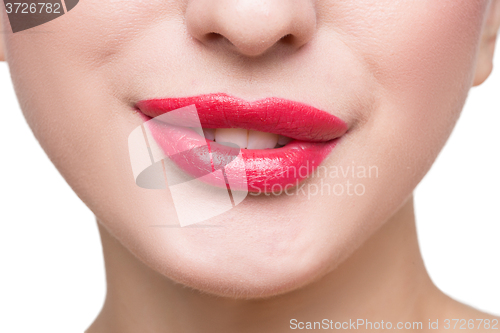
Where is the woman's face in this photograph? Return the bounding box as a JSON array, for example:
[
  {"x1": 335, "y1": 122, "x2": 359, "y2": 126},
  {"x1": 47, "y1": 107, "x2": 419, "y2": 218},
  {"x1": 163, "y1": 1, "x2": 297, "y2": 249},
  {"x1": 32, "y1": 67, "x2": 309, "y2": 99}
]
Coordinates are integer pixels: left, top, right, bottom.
[{"x1": 1, "y1": 0, "x2": 496, "y2": 297}]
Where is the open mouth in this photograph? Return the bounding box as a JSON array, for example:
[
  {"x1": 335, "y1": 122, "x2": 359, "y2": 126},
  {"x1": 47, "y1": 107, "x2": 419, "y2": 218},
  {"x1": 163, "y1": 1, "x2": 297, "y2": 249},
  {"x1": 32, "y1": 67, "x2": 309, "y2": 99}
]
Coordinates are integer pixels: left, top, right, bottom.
[
  {"x1": 201, "y1": 128, "x2": 293, "y2": 149},
  {"x1": 135, "y1": 93, "x2": 348, "y2": 193}
]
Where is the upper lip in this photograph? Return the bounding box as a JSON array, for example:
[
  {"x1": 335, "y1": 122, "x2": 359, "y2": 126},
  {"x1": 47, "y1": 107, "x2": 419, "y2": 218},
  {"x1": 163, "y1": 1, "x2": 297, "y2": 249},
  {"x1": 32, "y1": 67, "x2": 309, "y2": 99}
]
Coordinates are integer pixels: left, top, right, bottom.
[{"x1": 135, "y1": 93, "x2": 348, "y2": 142}]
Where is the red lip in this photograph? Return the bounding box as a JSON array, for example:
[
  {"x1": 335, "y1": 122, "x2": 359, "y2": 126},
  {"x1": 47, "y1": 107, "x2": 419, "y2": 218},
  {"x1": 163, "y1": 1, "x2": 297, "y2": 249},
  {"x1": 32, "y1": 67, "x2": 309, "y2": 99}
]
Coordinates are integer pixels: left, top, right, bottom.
[{"x1": 136, "y1": 93, "x2": 347, "y2": 193}]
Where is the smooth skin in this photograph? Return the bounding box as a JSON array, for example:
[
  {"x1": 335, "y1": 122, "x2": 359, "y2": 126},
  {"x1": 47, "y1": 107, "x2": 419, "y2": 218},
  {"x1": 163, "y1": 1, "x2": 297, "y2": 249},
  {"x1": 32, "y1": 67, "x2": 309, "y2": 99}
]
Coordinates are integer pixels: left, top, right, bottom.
[{"x1": 1, "y1": 1, "x2": 500, "y2": 332}]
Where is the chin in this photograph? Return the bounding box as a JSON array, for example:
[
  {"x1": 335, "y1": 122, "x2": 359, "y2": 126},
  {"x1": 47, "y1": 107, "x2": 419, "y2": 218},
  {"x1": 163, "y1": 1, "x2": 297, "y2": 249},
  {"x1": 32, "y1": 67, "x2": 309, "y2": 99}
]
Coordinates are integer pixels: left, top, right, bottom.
[
  {"x1": 124, "y1": 207, "x2": 337, "y2": 299},
  {"x1": 155, "y1": 244, "x2": 331, "y2": 299}
]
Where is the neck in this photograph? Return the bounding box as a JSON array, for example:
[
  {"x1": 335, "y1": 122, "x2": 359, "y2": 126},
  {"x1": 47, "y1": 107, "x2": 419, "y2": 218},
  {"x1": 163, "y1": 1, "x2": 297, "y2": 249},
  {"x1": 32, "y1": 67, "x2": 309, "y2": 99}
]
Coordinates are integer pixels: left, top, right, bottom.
[{"x1": 88, "y1": 197, "x2": 443, "y2": 333}]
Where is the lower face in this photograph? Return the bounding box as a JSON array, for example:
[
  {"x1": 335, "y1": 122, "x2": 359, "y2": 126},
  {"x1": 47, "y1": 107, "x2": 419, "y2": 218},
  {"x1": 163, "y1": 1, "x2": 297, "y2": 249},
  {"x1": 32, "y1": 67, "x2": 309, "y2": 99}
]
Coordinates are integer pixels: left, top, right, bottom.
[{"x1": 2, "y1": 0, "x2": 489, "y2": 297}]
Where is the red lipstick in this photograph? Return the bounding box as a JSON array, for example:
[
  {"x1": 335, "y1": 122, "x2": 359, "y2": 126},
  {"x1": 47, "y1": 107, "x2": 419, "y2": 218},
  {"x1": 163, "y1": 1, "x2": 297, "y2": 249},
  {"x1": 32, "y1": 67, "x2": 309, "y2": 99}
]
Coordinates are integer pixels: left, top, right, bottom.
[{"x1": 136, "y1": 93, "x2": 347, "y2": 193}]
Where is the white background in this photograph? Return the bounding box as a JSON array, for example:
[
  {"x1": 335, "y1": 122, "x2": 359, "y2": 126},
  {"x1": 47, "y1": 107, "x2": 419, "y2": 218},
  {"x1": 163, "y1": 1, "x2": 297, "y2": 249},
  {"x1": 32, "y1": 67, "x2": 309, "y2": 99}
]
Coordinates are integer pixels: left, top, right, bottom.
[{"x1": 0, "y1": 51, "x2": 499, "y2": 332}]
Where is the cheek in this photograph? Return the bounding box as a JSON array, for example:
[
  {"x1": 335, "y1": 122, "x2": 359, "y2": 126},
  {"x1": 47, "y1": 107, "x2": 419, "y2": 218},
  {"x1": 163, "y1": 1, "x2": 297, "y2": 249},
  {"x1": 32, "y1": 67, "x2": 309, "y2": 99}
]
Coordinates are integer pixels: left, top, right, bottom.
[
  {"x1": 349, "y1": 0, "x2": 489, "y2": 185},
  {"x1": 363, "y1": 0, "x2": 488, "y2": 122},
  {"x1": 312, "y1": 0, "x2": 490, "y2": 246}
]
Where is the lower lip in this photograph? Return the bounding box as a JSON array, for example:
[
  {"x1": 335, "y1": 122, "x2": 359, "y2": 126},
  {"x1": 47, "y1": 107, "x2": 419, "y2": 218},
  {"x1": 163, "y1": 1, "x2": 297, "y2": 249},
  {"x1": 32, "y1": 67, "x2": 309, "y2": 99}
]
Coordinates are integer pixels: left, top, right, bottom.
[{"x1": 145, "y1": 118, "x2": 341, "y2": 193}]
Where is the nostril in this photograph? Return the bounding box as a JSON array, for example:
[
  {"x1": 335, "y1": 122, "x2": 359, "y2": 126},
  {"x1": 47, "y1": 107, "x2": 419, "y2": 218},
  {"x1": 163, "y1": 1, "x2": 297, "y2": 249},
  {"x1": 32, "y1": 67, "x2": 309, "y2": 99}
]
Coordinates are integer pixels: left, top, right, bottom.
[
  {"x1": 204, "y1": 32, "x2": 236, "y2": 48},
  {"x1": 205, "y1": 32, "x2": 224, "y2": 41},
  {"x1": 279, "y1": 34, "x2": 295, "y2": 45}
]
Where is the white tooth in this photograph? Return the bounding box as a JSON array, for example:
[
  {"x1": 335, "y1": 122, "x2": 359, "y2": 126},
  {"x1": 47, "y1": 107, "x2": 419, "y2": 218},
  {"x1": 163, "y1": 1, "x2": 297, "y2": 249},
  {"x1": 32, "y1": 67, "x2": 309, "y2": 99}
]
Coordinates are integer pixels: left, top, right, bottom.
[
  {"x1": 215, "y1": 128, "x2": 248, "y2": 149},
  {"x1": 247, "y1": 130, "x2": 278, "y2": 149},
  {"x1": 277, "y1": 135, "x2": 292, "y2": 146},
  {"x1": 203, "y1": 128, "x2": 215, "y2": 141}
]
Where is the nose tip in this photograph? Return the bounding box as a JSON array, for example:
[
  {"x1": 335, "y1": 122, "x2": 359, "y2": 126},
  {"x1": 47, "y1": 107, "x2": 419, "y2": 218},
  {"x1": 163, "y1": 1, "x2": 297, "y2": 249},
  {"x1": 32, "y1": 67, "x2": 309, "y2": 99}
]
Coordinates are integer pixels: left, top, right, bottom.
[{"x1": 185, "y1": 0, "x2": 317, "y2": 57}]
